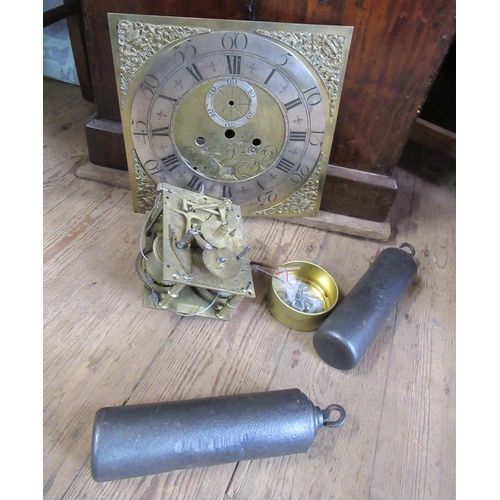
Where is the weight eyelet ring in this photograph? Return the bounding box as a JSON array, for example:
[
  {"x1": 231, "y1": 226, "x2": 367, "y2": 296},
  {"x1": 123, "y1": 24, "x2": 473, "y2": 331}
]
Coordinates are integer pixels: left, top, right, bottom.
[
  {"x1": 322, "y1": 404, "x2": 346, "y2": 428},
  {"x1": 399, "y1": 242, "x2": 416, "y2": 256}
]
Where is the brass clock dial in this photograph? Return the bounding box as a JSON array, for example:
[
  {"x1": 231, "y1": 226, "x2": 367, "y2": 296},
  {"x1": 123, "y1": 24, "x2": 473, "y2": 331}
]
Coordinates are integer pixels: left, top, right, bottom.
[{"x1": 109, "y1": 15, "x2": 352, "y2": 217}]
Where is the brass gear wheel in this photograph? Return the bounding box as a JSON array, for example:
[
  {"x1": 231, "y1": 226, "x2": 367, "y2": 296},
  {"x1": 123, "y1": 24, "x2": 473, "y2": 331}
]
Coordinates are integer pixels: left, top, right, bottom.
[
  {"x1": 135, "y1": 252, "x2": 173, "y2": 294},
  {"x1": 201, "y1": 248, "x2": 239, "y2": 278}
]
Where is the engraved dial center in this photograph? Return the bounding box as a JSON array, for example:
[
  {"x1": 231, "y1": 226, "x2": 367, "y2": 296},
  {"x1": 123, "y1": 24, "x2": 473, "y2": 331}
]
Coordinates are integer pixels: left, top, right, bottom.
[
  {"x1": 172, "y1": 79, "x2": 286, "y2": 182},
  {"x1": 205, "y1": 79, "x2": 257, "y2": 128}
]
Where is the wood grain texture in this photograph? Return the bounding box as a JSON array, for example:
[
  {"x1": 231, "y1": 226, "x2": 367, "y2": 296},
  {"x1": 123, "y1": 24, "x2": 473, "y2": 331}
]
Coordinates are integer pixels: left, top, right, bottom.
[
  {"x1": 43, "y1": 78, "x2": 455, "y2": 499},
  {"x1": 84, "y1": 116, "x2": 128, "y2": 169},
  {"x1": 64, "y1": 0, "x2": 94, "y2": 102},
  {"x1": 409, "y1": 118, "x2": 456, "y2": 159},
  {"x1": 256, "y1": 0, "x2": 456, "y2": 175},
  {"x1": 320, "y1": 165, "x2": 398, "y2": 222}
]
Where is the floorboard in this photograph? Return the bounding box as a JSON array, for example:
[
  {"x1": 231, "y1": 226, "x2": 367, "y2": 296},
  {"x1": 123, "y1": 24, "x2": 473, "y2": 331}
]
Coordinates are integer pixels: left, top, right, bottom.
[{"x1": 43, "y1": 78, "x2": 456, "y2": 500}]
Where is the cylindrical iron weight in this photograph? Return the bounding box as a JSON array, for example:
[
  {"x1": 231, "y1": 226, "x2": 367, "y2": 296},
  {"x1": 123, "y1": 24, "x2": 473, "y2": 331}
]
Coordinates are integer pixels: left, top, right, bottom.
[
  {"x1": 313, "y1": 243, "x2": 418, "y2": 371},
  {"x1": 91, "y1": 388, "x2": 345, "y2": 482}
]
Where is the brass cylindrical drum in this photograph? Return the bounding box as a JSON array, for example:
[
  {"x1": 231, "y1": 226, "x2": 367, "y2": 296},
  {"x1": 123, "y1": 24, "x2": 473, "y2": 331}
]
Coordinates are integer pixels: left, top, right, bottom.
[{"x1": 267, "y1": 261, "x2": 338, "y2": 331}]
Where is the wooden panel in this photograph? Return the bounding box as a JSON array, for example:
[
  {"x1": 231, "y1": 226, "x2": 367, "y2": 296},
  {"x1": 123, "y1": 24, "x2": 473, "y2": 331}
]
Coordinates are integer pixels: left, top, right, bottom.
[
  {"x1": 409, "y1": 118, "x2": 456, "y2": 159},
  {"x1": 256, "y1": 0, "x2": 456, "y2": 175},
  {"x1": 65, "y1": 0, "x2": 94, "y2": 102},
  {"x1": 85, "y1": 115, "x2": 127, "y2": 168},
  {"x1": 81, "y1": 0, "x2": 254, "y2": 121},
  {"x1": 321, "y1": 164, "x2": 397, "y2": 222}
]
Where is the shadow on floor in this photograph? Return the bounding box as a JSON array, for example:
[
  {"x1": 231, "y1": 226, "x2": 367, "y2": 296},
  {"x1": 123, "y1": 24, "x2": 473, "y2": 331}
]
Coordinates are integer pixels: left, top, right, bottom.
[{"x1": 398, "y1": 141, "x2": 456, "y2": 189}]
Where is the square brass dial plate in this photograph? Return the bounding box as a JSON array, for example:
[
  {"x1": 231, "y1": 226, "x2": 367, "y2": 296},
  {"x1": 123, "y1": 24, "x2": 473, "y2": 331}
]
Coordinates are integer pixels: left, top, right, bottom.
[{"x1": 108, "y1": 14, "x2": 353, "y2": 218}]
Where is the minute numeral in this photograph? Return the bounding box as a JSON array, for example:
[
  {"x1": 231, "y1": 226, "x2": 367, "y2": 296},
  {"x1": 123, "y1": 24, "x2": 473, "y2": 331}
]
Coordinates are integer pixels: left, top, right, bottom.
[
  {"x1": 222, "y1": 33, "x2": 248, "y2": 50},
  {"x1": 161, "y1": 154, "x2": 180, "y2": 171},
  {"x1": 226, "y1": 55, "x2": 241, "y2": 75},
  {"x1": 289, "y1": 131, "x2": 306, "y2": 142},
  {"x1": 186, "y1": 63, "x2": 203, "y2": 82},
  {"x1": 144, "y1": 159, "x2": 163, "y2": 175},
  {"x1": 275, "y1": 158, "x2": 295, "y2": 174},
  {"x1": 303, "y1": 86, "x2": 322, "y2": 106},
  {"x1": 258, "y1": 190, "x2": 278, "y2": 205},
  {"x1": 284, "y1": 97, "x2": 302, "y2": 111},
  {"x1": 173, "y1": 42, "x2": 197, "y2": 64},
  {"x1": 132, "y1": 120, "x2": 148, "y2": 144},
  {"x1": 309, "y1": 130, "x2": 325, "y2": 146},
  {"x1": 140, "y1": 75, "x2": 159, "y2": 99}
]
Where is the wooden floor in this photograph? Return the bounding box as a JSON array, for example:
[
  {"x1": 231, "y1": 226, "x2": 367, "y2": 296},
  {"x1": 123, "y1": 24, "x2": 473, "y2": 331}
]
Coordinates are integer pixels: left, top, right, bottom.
[{"x1": 43, "y1": 78, "x2": 456, "y2": 500}]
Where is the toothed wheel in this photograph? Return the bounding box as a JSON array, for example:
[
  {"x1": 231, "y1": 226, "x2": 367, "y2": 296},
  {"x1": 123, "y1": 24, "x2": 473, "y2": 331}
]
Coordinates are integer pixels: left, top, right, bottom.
[
  {"x1": 195, "y1": 287, "x2": 217, "y2": 303},
  {"x1": 195, "y1": 287, "x2": 233, "y2": 302},
  {"x1": 135, "y1": 252, "x2": 173, "y2": 293},
  {"x1": 202, "y1": 248, "x2": 239, "y2": 278}
]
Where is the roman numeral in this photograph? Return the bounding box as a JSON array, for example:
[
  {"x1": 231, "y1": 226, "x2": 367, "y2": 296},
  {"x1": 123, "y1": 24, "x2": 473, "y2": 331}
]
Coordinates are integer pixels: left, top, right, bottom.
[
  {"x1": 161, "y1": 154, "x2": 180, "y2": 171},
  {"x1": 187, "y1": 175, "x2": 204, "y2": 192},
  {"x1": 222, "y1": 185, "x2": 233, "y2": 198},
  {"x1": 226, "y1": 55, "x2": 241, "y2": 75},
  {"x1": 284, "y1": 97, "x2": 302, "y2": 111},
  {"x1": 186, "y1": 63, "x2": 203, "y2": 82},
  {"x1": 264, "y1": 68, "x2": 276, "y2": 85},
  {"x1": 275, "y1": 158, "x2": 294, "y2": 174},
  {"x1": 158, "y1": 94, "x2": 177, "y2": 106},
  {"x1": 152, "y1": 126, "x2": 169, "y2": 137},
  {"x1": 290, "y1": 131, "x2": 306, "y2": 142}
]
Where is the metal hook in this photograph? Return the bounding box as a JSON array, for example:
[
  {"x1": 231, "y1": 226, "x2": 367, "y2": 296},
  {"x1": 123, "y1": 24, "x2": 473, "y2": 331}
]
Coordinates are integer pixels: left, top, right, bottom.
[
  {"x1": 399, "y1": 242, "x2": 416, "y2": 256},
  {"x1": 322, "y1": 404, "x2": 346, "y2": 428}
]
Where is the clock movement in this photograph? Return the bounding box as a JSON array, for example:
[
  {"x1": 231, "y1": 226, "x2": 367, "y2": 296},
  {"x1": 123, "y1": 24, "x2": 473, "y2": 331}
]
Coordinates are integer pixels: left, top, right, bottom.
[
  {"x1": 108, "y1": 14, "x2": 352, "y2": 217},
  {"x1": 135, "y1": 182, "x2": 255, "y2": 319}
]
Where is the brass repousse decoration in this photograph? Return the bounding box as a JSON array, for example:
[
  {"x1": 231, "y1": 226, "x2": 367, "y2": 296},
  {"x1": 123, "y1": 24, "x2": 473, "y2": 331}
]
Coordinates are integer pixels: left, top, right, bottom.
[
  {"x1": 108, "y1": 14, "x2": 353, "y2": 217},
  {"x1": 135, "y1": 182, "x2": 255, "y2": 320}
]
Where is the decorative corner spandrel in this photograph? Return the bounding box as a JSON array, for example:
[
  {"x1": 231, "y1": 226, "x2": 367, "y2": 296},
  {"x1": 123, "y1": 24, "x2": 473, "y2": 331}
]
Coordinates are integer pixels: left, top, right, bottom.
[
  {"x1": 133, "y1": 152, "x2": 157, "y2": 213},
  {"x1": 255, "y1": 29, "x2": 348, "y2": 117},
  {"x1": 252, "y1": 153, "x2": 326, "y2": 217},
  {"x1": 116, "y1": 20, "x2": 211, "y2": 108}
]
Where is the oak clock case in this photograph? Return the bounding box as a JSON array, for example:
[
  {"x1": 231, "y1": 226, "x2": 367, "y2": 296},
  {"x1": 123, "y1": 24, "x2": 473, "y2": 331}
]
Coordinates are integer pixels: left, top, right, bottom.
[{"x1": 108, "y1": 14, "x2": 352, "y2": 218}]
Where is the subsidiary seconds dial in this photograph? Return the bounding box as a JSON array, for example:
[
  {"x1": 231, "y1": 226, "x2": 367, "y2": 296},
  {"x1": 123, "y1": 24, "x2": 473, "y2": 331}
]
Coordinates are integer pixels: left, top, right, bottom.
[{"x1": 129, "y1": 30, "x2": 327, "y2": 215}]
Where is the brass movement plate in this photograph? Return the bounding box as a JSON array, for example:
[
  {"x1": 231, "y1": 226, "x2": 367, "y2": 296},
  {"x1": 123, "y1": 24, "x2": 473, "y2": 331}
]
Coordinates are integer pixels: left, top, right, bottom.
[
  {"x1": 161, "y1": 184, "x2": 253, "y2": 295},
  {"x1": 108, "y1": 14, "x2": 353, "y2": 218},
  {"x1": 137, "y1": 182, "x2": 255, "y2": 320}
]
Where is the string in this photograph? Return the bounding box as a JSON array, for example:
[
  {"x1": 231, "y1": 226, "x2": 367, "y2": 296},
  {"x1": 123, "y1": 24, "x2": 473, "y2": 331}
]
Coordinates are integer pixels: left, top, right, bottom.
[{"x1": 178, "y1": 292, "x2": 220, "y2": 317}]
